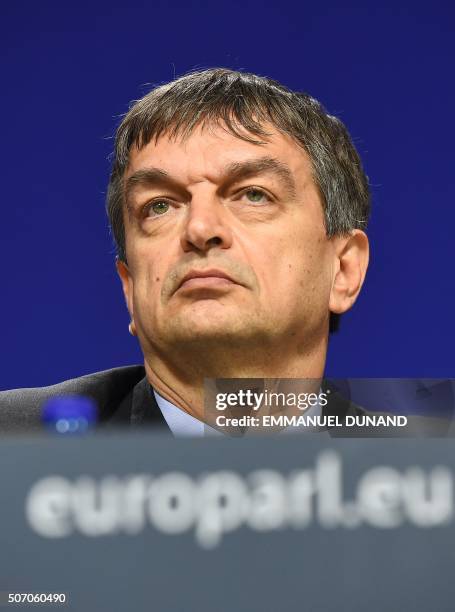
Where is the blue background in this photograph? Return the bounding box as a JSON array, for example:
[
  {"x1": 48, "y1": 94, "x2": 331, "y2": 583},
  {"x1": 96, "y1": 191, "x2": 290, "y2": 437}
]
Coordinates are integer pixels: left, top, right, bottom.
[{"x1": 2, "y1": 0, "x2": 454, "y2": 390}]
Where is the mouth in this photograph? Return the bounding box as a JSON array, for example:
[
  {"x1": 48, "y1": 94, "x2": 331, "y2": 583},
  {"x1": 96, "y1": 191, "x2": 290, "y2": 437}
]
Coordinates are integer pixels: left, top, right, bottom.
[{"x1": 175, "y1": 269, "x2": 239, "y2": 294}]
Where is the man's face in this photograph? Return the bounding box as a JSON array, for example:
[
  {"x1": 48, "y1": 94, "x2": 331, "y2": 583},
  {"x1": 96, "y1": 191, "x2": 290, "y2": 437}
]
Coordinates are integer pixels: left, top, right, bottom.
[{"x1": 118, "y1": 123, "x2": 340, "y2": 360}]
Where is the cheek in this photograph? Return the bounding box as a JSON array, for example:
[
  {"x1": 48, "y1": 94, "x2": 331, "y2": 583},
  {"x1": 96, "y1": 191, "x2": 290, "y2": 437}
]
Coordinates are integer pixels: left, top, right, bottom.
[
  {"x1": 131, "y1": 259, "x2": 164, "y2": 312},
  {"x1": 275, "y1": 235, "x2": 332, "y2": 301}
]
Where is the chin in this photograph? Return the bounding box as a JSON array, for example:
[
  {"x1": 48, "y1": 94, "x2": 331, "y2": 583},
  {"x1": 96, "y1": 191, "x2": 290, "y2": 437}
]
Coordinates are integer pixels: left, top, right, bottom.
[
  {"x1": 163, "y1": 305, "x2": 257, "y2": 346},
  {"x1": 178, "y1": 315, "x2": 245, "y2": 340},
  {"x1": 177, "y1": 298, "x2": 240, "y2": 325}
]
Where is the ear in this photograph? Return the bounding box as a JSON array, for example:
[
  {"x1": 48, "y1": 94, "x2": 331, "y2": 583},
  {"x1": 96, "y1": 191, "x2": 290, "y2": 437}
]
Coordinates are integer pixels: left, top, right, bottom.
[
  {"x1": 329, "y1": 230, "x2": 369, "y2": 314},
  {"x1": 116, "y1": 259, "x2": 136, "y2": 333}
]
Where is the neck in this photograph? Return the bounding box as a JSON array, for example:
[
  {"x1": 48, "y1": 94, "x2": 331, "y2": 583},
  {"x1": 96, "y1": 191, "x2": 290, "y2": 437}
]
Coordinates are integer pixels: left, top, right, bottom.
[{"x1": 143, "y1": 336, "x2": 328, "y2": 422}]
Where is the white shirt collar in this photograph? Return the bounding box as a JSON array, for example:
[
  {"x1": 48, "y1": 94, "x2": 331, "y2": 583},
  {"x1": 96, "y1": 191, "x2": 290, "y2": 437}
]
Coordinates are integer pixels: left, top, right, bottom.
[
  {"x1": 153, "y1": 390, "x2": 220, "y2": 437},
  {"x1": 153, "y1": 389, "x2": 323, "y2": 437}
]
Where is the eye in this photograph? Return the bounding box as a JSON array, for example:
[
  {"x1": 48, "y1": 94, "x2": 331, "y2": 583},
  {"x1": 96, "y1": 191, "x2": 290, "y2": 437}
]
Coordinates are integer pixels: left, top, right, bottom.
[
  {"x1": 242, "y1": 188, "x2": 270, "y2": 204},
  {"x1": 145, "y1": 200, "x2": 170, "y2": 217}
]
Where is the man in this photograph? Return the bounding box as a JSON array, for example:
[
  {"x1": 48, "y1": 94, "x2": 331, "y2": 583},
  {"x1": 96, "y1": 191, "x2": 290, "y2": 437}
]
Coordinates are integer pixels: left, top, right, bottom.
[{"x1": 0, "y1": 68, "x2": 371, "y2": 435}]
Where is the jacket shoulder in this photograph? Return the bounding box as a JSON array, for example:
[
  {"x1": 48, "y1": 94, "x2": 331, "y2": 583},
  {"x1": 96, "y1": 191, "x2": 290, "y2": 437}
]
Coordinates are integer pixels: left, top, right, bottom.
[{"x1": 0, "y1": 365, "x2": 146, "y2": 432}]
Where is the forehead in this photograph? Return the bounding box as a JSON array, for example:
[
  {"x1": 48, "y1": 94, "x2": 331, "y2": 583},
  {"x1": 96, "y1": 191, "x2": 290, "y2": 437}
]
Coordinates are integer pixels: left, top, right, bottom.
[{"x1": 126, "y1": 122, "x2": 314, "y2": 183}]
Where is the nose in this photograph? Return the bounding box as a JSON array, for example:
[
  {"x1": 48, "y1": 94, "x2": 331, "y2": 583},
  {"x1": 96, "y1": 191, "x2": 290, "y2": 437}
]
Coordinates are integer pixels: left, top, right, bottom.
[{"x1": 180, "y1": 195, "x2": 233, "y2": 253}]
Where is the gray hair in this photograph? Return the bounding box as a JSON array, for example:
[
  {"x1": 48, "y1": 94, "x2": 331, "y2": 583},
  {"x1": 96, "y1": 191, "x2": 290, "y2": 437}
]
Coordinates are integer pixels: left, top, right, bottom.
[{"x1": 107, "y1": 68, "x2": 370, "y2": 265}]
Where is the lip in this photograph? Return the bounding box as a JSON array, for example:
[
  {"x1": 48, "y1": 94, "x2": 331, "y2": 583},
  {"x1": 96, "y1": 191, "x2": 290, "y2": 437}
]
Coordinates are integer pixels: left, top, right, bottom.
[{"x1": 176, "y1": 269, "x2": 238, "y2": 293}]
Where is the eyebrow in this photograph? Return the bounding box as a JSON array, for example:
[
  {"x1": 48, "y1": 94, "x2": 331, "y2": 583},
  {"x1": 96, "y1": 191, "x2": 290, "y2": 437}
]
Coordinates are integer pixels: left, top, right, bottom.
[
  {"x1": 125, "y1": 167, "x2": 173, "y2": 212},
  {"x1": 222, "y1": 156, "x2": 297, "y2": 198},
  {"x1": 124, "y1": 155, "x2": 297, "y2": 211}
]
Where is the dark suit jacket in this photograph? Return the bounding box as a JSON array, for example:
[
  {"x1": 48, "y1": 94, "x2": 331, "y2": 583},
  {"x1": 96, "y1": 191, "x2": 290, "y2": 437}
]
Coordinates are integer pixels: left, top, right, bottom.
[
  {"x1": 0, "y1": 366, "x2": 451, "y2": 436},
  {"x1": 0, "y1": 366, "x2": 168, "y2": 434}
]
